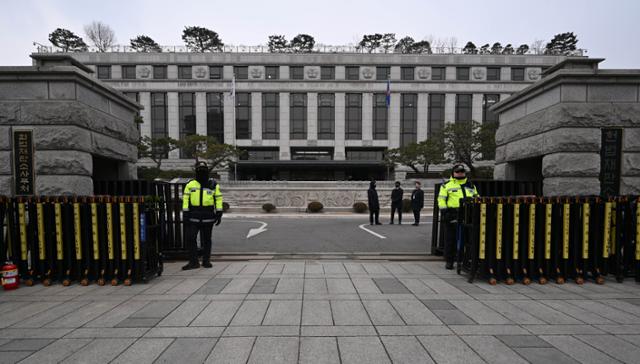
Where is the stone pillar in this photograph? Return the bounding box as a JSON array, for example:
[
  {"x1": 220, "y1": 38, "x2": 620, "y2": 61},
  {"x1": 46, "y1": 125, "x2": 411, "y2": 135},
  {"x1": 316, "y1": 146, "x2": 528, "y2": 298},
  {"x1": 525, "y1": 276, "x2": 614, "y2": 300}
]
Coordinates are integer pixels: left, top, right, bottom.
[
  {"x1": 111, "y1": 65, "x2": 122, "y2": 79},
  {"x1": 168, "y1": 65, "x2": 178, "y2": 79},
  {"x1": 542, "y1": 152, "x2": 601, "y2": 196},
  {"x1": 445, "y1": 67, "x2": 456, "y2": 81},
  {"x1": 279, "y1": 93, "x2": 290, "y2": 160},
  {"x1": 280, "y1": 66, "x2": 289, "y2": 80},
  {"x1": 501, "y1": 67, "x2": 511, "y2": 81},
  {"x1": 251, "y1": 92, "x2": 262, "y2": 141},
  {"x1": 223, "y1": 92, "x2": 235, "y2": 144},
  {"x1": 622, "y1": 128, "x2": 640, "y2": 194},
  {"x1": 417, "y1": 93, "x2": 429, "y2": 142},
  {"x1": 334, "y1": 93, "x2": 346, "y2": 160},
  {"x1": 223, "y1": 66, "x2": 234, "y2": 79},
  {"x1": 118, "y1": 162, "x2": 138, "y2": 179},
  {"x1": 445, "y1": 93, "x2": 456, "y2": 122},
  {"x1": 493, "y1": 163, "x2": 516, "y2": 180},
  {"x1": 138, "y1": 92, "x2": 151, "y2": 138},
  {"x1": 390, "y1": 67, "x2": 401, "y2": 80},
  {"x1": 335, "y1": 66, "x2": 345, "y2": 80},
  {"x1": 388, "y1": 93, "x2": 401, "y2": 149},
  {"x1": 307, "y1": 93, "x2": 318, "y2": 140},
  {"x1": 362, "y1": 93, "x2": 373, "y2": 142},
  {"x1": 167, "y1": 92, "x2": 180, "y2": 159},
  {"x1": 472, "y1": 93, "x2": 483, "y2": 123},
  {"x1": 195, "y1": 92, "x2": 207, "y2": 136}
]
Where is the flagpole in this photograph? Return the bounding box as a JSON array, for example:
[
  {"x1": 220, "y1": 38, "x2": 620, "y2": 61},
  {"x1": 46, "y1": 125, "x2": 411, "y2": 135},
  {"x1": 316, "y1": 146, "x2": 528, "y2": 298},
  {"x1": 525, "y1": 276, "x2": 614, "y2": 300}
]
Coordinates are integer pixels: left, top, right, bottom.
[
  {"x1": 231, "y1": 75, "x2": 237, "y2": 181},
  {"x1": 386, "y1": 76, "x2": 391, "y2": 180}
]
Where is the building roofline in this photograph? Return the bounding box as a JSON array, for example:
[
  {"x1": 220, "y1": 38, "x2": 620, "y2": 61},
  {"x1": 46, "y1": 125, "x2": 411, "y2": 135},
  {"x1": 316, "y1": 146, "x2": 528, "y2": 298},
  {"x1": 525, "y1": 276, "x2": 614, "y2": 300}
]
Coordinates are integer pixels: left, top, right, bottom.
[{"x1": 30, "y1": 53, "x2": 94, "y2": 73}]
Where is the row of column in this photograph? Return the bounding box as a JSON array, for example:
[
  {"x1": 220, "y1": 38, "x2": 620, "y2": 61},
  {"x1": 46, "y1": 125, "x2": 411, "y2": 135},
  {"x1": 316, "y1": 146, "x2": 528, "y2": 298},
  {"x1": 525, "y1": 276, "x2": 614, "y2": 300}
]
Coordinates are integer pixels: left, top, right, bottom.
[{"x1": 137, "y1": 92, "x2": 511, "y2": 160}]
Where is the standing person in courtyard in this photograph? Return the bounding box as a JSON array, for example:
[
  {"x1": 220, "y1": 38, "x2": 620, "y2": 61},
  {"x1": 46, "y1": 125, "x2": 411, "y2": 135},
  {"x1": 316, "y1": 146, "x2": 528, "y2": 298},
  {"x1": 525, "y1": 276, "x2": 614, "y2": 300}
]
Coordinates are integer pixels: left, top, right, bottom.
[
  {"x1": 411, "y1": 181, "x2": 424, "y2": 226},
  {"x1": 367, "y1": 180, "x2": 381, "y2": 225},
  {"x1": 438, "y1": 164, "x2": 478, "y2": 269},
  {"x1": 390, "y1": 181, "x2": 403, "y2": 224},
  {"x1": 182, "y1": 162, "x2": 224, "y2": 270}
]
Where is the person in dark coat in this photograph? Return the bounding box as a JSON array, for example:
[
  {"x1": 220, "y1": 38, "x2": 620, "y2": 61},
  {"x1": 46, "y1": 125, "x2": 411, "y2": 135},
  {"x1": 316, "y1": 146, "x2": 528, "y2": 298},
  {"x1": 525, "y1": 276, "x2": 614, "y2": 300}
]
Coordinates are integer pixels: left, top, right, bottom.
[
  {"x1": 367, "y1": 180, "x2": 381, "y2": 225},
  {"x1": 390, "y1": 181, "x2": 403, "y2": 224},
  {"x1": 411, "y1": 181, "x2": 425, "y2": 226}
]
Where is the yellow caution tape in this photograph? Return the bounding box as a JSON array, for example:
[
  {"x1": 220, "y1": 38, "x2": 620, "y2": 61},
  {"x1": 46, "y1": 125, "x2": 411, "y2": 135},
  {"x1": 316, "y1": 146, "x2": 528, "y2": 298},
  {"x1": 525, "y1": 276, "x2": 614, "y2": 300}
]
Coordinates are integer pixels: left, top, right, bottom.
[
  {"x1": 55, "y1": 204, "x2": 63, "y2": 260},
  {"x1": 513, "y1": 203, "x2": 520, "y2": 259},
  {"x1": 91, "y1": 203, "x2": 99, "y2": 260},
  {"x1": 611, "y1": 202, "x2": 616, "y2": 253},
  {"x1": 603, "y1": 202, "x2": 611, "y2": 258},
  {"x1": 496, "y1": 204, "x2": 503, "y2": 260},
  {"x1": 562, "y1": 204, "x2": 570, "y2": 260},
  {"x1": 636, "y1": 201, "x2": 640, "y2": 261},
  {"x1": 582, "y1": 203, "x2": 590, "y2": 259},
  {"x1": 73, "y1": 203, "x2": 82, "y2": 260},
  {"x1": 106, "y1": 203, "x2": 114, "y2": 260},
  {"x1": 133, "y1": 203, "x2": 140, "y2": 261},
  {"x1": 18, "y1": 203, "x2": 27, "y2": 261},
  {"x1": 37, "y1": 203, "x2": 45, "y2": 260},
  {"x1": 479, "y1": 203, "x2": 486, "y2": 260},
  {"x1": 528, "y1": 203, "x2": 536, "y2": 260},
  {"x1": 120, "y1": 203, "x2": 127, "y2": 260},
  {"x1": 544, "y1": 203, "x2": 552, "y2": 260}
]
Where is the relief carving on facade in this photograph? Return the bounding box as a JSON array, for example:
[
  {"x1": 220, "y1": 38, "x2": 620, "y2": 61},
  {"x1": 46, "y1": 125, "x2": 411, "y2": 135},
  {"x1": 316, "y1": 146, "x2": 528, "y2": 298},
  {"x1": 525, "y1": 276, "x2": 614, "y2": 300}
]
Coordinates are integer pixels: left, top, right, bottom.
[
  {"x1": 361, "y1": 67, "x2": 374, "y2": 79},
  {"x1": 194, "y1": 67, "x2": 207, "y2": 78},
  {"x1": 527, "y1": 68, "x2": 541, "y2": 80},
  {"x1": 417, "y1": 67, "x2": 431, "y2": 79},
  {"x1": 223, "y1": 188, "x2": 394, "y2": 208},
  {"x1": 139, "y1": 66, "x2": 151, "y2": 78},
  {"x1": 306, "y1": 68, "x2": 319, "y2": 79},
  {"x1": 472, "y1": 68, "x2": 485, "y2": 80},
  {"x1": 250, "y1": 68, "x2": 263, "y2": 78}
]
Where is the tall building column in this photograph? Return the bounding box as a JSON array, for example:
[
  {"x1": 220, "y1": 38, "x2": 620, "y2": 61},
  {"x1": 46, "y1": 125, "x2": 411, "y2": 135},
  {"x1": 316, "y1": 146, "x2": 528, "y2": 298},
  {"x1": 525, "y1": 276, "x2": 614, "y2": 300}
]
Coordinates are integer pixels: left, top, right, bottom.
[
  {"x1": 362, "y1": 93, "x2": 373, "y2": 141},
  {"x1": 472, "y1": 93, "x2": 483, "y2": 123},
  {"x1": 279, "y1": 93, "x2": 290, "y2": 160},
  {"x1": 334, "y1": 93, "x2": 345, "y2": 160},
  {"x1": 445, "y1": 93, "x2": 456, "y2": 123},
  {"x1": 417, "y1": 93, "x2": 429, "y2": 141},
  {"x1": 251, "y1": 92, "x2": 262, "y2": 141},
  {"x1": 388, "y1": 93, "x2": 401, "y2": 149},
  {"x1": 223, "y1": 92, "x2": 235, "y2": 144},
  {"x1": 307, "y1": 93, "x2": 318, "y2": 140},
  {"x1": 167, "y1": 92, "x2": 179, "y2": 159},
  {"x1": 195, "y1": 92, "x2": 207, "y2": 136},
  {"x1": 138, "y1": 92, "x2": 151, "y2": 138}
]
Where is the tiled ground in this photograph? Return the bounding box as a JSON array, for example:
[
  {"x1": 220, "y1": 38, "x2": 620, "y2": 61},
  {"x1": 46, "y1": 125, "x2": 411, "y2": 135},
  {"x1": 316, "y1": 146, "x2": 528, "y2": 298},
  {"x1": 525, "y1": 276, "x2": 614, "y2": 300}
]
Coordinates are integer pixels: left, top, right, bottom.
[{"x1": 1, "y1": 261, "x2": 640, "y2": 363}]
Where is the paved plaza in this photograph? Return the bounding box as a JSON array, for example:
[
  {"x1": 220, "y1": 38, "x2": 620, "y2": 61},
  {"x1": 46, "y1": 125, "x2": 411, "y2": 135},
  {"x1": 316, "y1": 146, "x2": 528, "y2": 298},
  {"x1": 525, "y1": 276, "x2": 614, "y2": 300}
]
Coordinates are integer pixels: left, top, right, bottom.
[{"x1": 1, "y1": 261, "x2": 640, "y2": 363}]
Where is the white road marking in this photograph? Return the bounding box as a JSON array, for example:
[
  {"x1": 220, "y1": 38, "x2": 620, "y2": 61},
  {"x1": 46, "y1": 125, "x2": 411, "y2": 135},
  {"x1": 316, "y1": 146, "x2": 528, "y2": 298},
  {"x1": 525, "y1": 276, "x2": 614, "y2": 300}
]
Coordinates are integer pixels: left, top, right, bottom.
[
  {"x1": 358, "y1": 224, "x2": 386, "y2": 239},
  {"x1": 246, "y1": 221, "x2": 268, "y2": 239}
]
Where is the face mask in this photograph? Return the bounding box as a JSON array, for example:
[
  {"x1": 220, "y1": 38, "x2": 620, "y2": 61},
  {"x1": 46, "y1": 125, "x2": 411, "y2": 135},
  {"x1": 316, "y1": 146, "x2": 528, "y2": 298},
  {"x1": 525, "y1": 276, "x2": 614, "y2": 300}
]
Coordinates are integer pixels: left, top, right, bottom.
[{"x1": 454, "y1": 175, "x2": 466, "y2": 180}]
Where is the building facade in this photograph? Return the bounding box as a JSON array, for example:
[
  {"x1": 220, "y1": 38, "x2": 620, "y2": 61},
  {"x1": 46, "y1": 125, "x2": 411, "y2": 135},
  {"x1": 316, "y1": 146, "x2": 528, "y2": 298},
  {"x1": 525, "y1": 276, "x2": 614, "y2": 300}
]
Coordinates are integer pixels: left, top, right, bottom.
[{"x1": 63, "y1": 51, "x2": 574, "y2": 181}]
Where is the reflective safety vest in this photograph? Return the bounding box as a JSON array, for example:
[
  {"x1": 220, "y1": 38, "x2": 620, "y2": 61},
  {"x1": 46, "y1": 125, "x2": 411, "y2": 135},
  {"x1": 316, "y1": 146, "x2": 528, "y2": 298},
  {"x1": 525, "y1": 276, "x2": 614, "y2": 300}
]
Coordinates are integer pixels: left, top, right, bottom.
[
  {"x1": 437, "y1": 177, "x2": 479, "y2": 209},
  {"x1": 182, "y1": 179, "x2": 224, "y2": 213}
]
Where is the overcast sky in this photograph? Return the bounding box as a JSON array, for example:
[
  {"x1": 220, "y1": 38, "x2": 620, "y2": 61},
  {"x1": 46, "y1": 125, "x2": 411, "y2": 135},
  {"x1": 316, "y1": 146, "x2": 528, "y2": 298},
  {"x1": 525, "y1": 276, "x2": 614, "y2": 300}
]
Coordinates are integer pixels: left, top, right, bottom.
[{"x1": 1, "y1": 0, "x2": 638, "y2": 68}]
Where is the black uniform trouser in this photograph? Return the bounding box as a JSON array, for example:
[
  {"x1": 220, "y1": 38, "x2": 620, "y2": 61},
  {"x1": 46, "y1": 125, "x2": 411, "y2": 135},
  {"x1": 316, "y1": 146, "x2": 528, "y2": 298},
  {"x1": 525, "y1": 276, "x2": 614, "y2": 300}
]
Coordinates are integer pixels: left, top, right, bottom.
[
  {"x1": 443, "y1": 209, "x2": 459, "y2": 264},
  {"x1": 185, "y1": 220, "x2": 214, "y2": 264},
  {"x1": 369, "y1": 210, "x2": 380, "y2": 224},
  {"x1": 412, "y1": 208, "x2": 421, "y2": 224},
  {"x1": 391, "y1": 203, "x2": 402, "y2": 223}
]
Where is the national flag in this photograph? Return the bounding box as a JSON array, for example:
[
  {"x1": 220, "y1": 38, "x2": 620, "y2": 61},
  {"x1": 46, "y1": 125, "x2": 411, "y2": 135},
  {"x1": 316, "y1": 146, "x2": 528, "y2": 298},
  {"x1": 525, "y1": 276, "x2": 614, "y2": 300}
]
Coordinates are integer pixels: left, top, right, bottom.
[{"x1": 385, "y1": 78, "x2": 391, "y2": 108}]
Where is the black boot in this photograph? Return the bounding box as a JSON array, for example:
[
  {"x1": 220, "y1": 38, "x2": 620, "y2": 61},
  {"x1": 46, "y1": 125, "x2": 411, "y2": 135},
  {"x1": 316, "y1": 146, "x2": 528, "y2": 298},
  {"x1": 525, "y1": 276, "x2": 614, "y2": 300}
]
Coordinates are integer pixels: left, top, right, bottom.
[
  {"x1": 202, "y1": 261, "x2": 212, "y2": 268},
  {"x1": 182, "y1": 262, "x2": 200, "y2": 270},
  {"x1": 445, "y1": 261, "x2": 454, "y2": 270}
]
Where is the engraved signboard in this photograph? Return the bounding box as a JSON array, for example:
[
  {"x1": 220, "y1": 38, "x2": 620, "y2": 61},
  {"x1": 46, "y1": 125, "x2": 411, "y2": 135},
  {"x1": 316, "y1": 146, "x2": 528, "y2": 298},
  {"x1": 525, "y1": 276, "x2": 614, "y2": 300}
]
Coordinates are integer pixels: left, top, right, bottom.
[
  {"x1": 600, "y1": 128, "x2": 622, "y2": 197},
  {"x1": 12, "y1": 129, "x2": 35, "y2": 195}
]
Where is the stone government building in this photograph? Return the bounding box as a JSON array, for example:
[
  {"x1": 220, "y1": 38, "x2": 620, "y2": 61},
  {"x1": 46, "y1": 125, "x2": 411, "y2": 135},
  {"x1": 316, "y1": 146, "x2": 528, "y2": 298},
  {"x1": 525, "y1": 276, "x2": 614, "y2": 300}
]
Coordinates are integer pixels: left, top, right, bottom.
[{"x1": 66, "y1": 50, "x2": 574, "y2": 181}]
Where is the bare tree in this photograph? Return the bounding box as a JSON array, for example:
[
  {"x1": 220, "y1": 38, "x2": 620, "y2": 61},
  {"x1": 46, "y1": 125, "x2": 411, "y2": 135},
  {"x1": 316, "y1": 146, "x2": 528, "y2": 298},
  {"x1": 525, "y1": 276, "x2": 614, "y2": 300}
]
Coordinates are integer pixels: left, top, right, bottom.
[
  {"x1": 84, "y1": 21, "x2": 116, "y2": 52},
  {"x1": 447, "y1": 37, "x2": 458, "y2": 53},
  {"x1": 530, "y1": 39, "x2": 545, "y2": 55}
]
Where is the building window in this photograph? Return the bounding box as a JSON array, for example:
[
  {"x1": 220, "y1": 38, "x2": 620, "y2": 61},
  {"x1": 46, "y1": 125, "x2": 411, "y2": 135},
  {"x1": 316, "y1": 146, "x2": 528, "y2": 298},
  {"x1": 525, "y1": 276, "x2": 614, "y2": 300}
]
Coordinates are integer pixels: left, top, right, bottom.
[
  {"x1": 345, "y1": 66, "x2": 360, "y2": 80},
  {"x1": 428, "y1": 94, "x2": 445, "y2": 137},
  {"x1": 317, "y1": 93, "x2": 335, "y2": 139},
  {"x1": 179, "y1": 93, "x2": 196, "y2": 158},
  {"x1": 455, "y1": 94, "x2": 472, "y2": 122},
  {"x1": 121, "y1": 65, "x2": 136, "y2": 79},
  {"x1": 262, "y1": 93, "x2": 279, "y2": 139},
  {"x1": 207, "y1": 93, "x2": 224, "y2": 143},
  {"x1": 376, "y1": 66, "x2": 390, "y2": 80},
  {"x1": 234, "y1": 66, "x2": 248, "y2": 80},
  {"x1": 289, "y1": 66, "x2": 304, "y2": 80},
  {"x1": 511, "y1": 67, "x2": 525, "y2": 81},
  {"x1": 373, "y1": 93, "x2": 388, "y2": 140},
  {"x1": 153, "y1": 65, "x2": 167, "y2": 79},
  {"x1": 97, "y1": 65, "x2": 111, "y2": 79},
  {"x1": 345, "y1": 93, "x2": 362, "y2": 140},
  {"x1": 209, "y1": 65, "x2": 223, "y2": 79},
  {"x1": 265, "y1": 66, "x2": 279, "y2": 80},
  {"x1": 320, "y1": 66, "x2": 335, "y2": 80},
  {"x1": 240, "y1": 148, "x2": 279, "y2": 161},
  {"x1": 150, "y1": 93, "x2": 168, "y2": 156},
  {"x1": 292, "y1": 149, "x2": 333, "y2": 161},
  {"x1": 290, "y1": 93, "x2": 307, "y2": 140},
  {"x1": 235, "y1": 93, "x2": 251, "y2": 139},
  {"x1": 431, "y1": 67, "x2": 445, "y2": 81},
  {"x1": 456, "y1": 67, "x2": 470, "y2": 81},
  {"x1": 400, "y1": 94, "x2": 417, "y2": 147},
  {"x1": 346, "y1": 149, "x2": 384, "y2": 161},
  {"x1": 401, "y1": 67, "x2": 415, "y2": 80},
  {"x1": 178, "y1": 66, "x2": 192, "y2": 80},
  {"x1": 487, "y1": 67, "x2": 501, "y2": 81}
]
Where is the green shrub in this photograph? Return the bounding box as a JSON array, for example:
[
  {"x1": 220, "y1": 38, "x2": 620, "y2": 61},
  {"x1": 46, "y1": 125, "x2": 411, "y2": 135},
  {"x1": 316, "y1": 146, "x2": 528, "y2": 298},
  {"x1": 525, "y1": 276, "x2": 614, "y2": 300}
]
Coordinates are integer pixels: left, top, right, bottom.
[
  {"x1": 402, "y1": 199, "x2": 412, "y2": 213},
  {"x1": 352, "y1": 202, "x2": 368, "y2": 213},
  {"x1": 262, "y1": 203, "x2": 276, "y2": 213},
  {"x1": 222, "y1": 202, "x2": 230, "y2": 212},
  {"x1": 307, "y1": 201, "x2": 324, "y2": 213}
]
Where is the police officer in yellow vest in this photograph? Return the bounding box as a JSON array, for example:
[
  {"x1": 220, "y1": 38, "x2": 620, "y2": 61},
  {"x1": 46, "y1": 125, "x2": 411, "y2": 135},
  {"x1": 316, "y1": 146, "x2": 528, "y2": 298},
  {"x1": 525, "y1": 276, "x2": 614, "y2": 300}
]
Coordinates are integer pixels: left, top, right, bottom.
[
  {"x1": 438, "y1": 164, "x2": 479, "y2": 269},
  {"x1": 182, "y1": 161, "x2": 223, "y2": 270}
]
